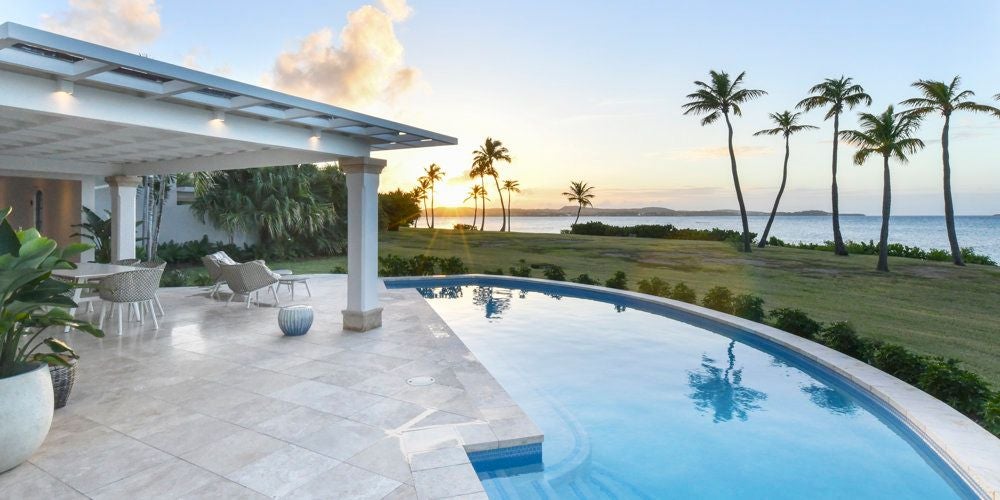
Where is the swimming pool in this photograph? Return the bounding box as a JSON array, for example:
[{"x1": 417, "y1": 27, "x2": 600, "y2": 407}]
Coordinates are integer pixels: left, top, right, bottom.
[{"x1": 387, "y1": 277, "x2": 981, "y2": 499}]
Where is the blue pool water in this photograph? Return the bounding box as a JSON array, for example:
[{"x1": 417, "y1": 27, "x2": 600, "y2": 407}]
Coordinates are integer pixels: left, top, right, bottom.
[{"x1": 388, "y1": 277, "x2": 979, "y2": 499}]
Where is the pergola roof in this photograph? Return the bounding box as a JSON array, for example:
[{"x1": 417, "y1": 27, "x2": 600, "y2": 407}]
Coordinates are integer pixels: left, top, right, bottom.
[{"x1": 0, "y1": 22, "x2": 456, "y2": 177}]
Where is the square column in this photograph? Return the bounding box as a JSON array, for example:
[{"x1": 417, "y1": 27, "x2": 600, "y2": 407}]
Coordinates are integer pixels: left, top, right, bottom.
[
  {"x1": 105, "y1": 175, "x2": 140, "y2": 263},
  {"x1": 341, "y1": 156, "x2": 386, "y2": 331}
]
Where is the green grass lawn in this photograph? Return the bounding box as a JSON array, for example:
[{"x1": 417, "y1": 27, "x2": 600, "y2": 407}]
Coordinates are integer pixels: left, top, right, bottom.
[{"x1": 273, "y1": 228, "x2": 1000, "y2": 386}]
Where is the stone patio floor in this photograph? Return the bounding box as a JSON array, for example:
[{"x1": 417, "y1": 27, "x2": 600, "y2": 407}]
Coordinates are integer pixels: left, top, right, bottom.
[{"x1": 0, "y1": 275, "x2": 542, "y2": 499}]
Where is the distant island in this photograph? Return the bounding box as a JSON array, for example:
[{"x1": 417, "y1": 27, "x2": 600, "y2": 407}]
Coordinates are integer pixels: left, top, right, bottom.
[{"x1": 433, "y1": 206, "x2": 866, "y2": 217}]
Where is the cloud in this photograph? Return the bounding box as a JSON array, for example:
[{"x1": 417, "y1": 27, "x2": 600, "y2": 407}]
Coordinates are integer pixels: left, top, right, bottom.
[
  {"x1": 180, "y1": 47, "x2": 233, "y2": 76},
  {"x1": 266, "y1": 0, "x2": 420, "y2": 109},
  {"x1": 651, "y1": 146, "x2": 774, "y2": 161},
  {"x1": 42, "y1": 0, "x2": 161, "y2": 52}
]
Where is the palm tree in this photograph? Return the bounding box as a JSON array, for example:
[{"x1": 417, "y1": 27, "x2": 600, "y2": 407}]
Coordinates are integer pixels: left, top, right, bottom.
[
  {"x1": 753, "y1": 111, "x2": 818, "y2": 247},
  {"x1": 472, "y1": 137, "x2": 512, "y2": 231},
  {"x1": 415, "y1": 177, "x2": 430, "y2": 228},
  {"x1": 469, "y1": 158, "x2": 489, "y2": 231},
  {"x1": 502, "y1": 179, "x2": 521, "y2": 231},
  {"x1": 563, "y1": 181, "x2": 596, "y2": 225},
  {"x1": 687, "y1": 341, "x2": 767, "y2": 423},
  {"x1": 840, "y1": 106, "x2": 925, "y2": 272},
  {"x1": 797, "y1": 77, "x2": 872, "y2": 256},
  {"x1": 465, "y1": 185, "x2": 488, "y2": 229},
  {"x1": 682, "y1": 70, "x2": 766, "y2": 252},
  {"x1": 423, "y1": 163, "x2": 445, "y2": 229},
  {"x1": 900, "y1": 77, "x2": 999, "y2": 266}
]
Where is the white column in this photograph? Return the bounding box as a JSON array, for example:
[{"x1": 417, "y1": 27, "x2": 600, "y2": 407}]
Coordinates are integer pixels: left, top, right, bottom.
[
  {"x1": 105, "y1": 175, "x2": 140, "y2": 263},
  {"x1": 341, "y1": 156, "x2": 386, "y2": 331},
  {"x1": 79, "y1": 176, "x2": 96, "y2": 263}
]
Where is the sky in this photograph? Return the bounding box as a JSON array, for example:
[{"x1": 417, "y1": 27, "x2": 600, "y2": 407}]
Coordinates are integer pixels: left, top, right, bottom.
[{"x1": 4, "y1": 0, "x2": 1000, "y2": 215}]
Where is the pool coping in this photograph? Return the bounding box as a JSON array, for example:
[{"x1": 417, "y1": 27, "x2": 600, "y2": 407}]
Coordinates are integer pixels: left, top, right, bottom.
[{"x1": 388, "y1": 274, "x2": 1000, "y2": 500}]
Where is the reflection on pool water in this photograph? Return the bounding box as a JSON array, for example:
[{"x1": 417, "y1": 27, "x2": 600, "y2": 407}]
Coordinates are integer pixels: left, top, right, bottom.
[{"x1": 400, "y1": 281, "x2": 977, "y2": 499}]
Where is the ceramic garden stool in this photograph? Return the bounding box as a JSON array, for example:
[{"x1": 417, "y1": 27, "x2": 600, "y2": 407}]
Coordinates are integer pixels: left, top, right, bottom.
[{"x1": 278, "y1": 305, "x2": 314, "y2": 336}]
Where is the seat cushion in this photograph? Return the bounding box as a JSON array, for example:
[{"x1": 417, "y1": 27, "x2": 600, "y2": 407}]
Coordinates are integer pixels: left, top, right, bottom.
[{"x1": 211, "y1": 252, "x2": 237, "y2": 265}]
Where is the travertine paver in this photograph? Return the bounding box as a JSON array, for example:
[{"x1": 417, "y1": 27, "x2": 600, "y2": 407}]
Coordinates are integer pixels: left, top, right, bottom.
[{"x1": 0, "y1": 275, "x2": 543, "y2": 499}]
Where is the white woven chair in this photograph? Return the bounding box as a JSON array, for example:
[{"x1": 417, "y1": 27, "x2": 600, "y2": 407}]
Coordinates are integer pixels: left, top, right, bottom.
[
  {"x1": 219, "y1": 261, "x2": 280, "y2": 308},
  {"x1": 97, "y1": 268, "x2": 163, "y2": 336},
  {"x1": 202, "y1": 251, "x2": 238, "y2": 299},
  {"x1": 135, "y1": 259, "x2": 167, "y2": 316}
]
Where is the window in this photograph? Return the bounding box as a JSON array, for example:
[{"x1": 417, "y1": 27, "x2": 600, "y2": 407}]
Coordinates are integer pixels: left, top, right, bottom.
[{"x1": 33, "y1": 190, "x2": 43, "y2": 232}]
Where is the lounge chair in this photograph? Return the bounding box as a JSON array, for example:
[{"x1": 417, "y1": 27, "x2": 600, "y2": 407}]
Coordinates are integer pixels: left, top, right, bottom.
[{"x1": 219, "y1": 261, "x2": 281, "y2": 308}]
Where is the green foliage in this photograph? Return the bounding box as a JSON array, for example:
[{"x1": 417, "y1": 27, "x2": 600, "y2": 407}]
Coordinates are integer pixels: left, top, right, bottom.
[
  {"x1": 570, "y1": 222, "x2": 751, "y2": 242},
  {"x1": 378, "y1": 254, "x2": 469, "y2": 276},
  {"x1": 70, "y1": 207, "x2": 112, "y2": 263},
  {"x1": 671, "y1": 282, "x2": 697, "y2": 303},
  {"x1": 984, "y1": 393, "x2": 1000, "y2": 435},
  {"x1": 819, "y1": 322, "x2": 866, "y2": 358},
  {"x1": 509, "y1": 260, "x2": 531, "y2": 277},
  {"x1": 153, "y1": 236, "x2": 256, "y2": 265},
  {"x1": 637, "y1": 277, "x2": 671, "y2": 297},
  {"x1": 604, "y1": 271, "x2": 628, "y2": 290},
  {"x1": 483, "y1": 268, "x2": 504, "y2": 275},
  {"x1": 701, "y1": 286, "x2": 735, "y2": 314},
  {"x1": 571, "y1": 273, "x2": 599, "y2": 285},
  {"x1": 0, "y1": 208, "x2": 104, "y2": 378},
  {"x1": 867, "y1": 343, "x2": 926, "y2": 385},
  {"x1": 769, "y1": 308, "x2": 821, "y2": 339},
  {"x1": 379, "y1": 189, "x2": 422, "y2": 231},
  {"x1": 776, "y1": 239, "x2": 996, "y2": 266},
  {"x1": 160, "y1": 269, "x2": 213, "y2": 287},
  {"x1": 732, "y1": 294, "x2": 765, "y2": 322},
  {"x1": 330, "y1": 265, "x2": 347, "y2": 274},
  {"x1": 453, "y1": 224, "x2": 477, "y2": 231},
  {"x1": 918, "y1": 358, "x2": 991, "y2": 419},
  {"x1": 542, "y1": 265, "x2": 566, "y2": 281}
]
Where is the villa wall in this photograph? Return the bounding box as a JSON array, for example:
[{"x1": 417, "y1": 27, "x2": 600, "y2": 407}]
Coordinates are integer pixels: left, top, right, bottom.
[{"x1": 0, "y1": 174, "x2": 81, "y2": 248}]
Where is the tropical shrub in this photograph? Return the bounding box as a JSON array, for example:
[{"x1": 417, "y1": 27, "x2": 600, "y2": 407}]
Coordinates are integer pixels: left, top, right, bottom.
[
  {"x1": 483, "y1": 268, "x2": 504, "y2": 275},
  {"x1": 637, "y1": 277, "x2": 670, "y2": 297},
  {"x1": 377, "y1": 254, "x2": 469, "y2": 276},
  {"x1": 569, "y1": 222, "x2": 750, "y2": 242},
  {"x1": 571, "y1": 273, "x2": 599, "y2": 285},
  {"x1": 819, "y1": 322, "x2": 866, "y2": 358},
  {"x1": 917, "y1": 358, "x2": 991, "y2": 419},
  {"x1": 160, "y1": 269, "x2": 214, "y2": 287},
  {"x1": 379, "y1": 189, "x2": 422, "y2": 231},
  {"x1": 438, "y1": 257, "x2": 469, "y2": 275},
  {"x1": 769, "y1": 308, "x2": 821, "y2": 339},
  {"x1": 408, "y1": 255, "x2": 438, "y2": 276},
  {"x1": 984, "y1": 393, "x2": 1000, "y2": 435},
  {"x1": 542, "y1": 265, "x2": 566, "y2": 281},
  {"x1": 71, "y1": 207, "x2": 113, "y2": 263},
  {"x1": 866, "y1": 343, "x2": 926, "y2": 385},
  {"x1": 330, "y1": 265, "x2": 347, "y2": 274},
  {"x1": 671, "y1": 283, "x2": 697, "y2": 303},
  {"x1": 453, "y1": 224, "x2": 477, "y2": 231},
  {"x1": 0, "y1": 208, "x2": 104, "y2": 377},
  {"x1": 604, "y1": 271, "x2": 628, "y2": 290},
  {"x1": 509, "y1": 260, "x2": 531, "y2": 277},
  {"x1": 701, "y1": 286, "x2": 735, "y2": 314},
  {"x1": 773, "y1": 238, "x2": 996, "y2": 266},
  {"x1": 732, "y1": 294, "x2": 765, "y2": 322}
]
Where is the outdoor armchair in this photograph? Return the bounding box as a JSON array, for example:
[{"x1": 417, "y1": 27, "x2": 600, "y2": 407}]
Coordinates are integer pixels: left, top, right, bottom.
[
  {"x1": 219, "y1": 261, "x2": 280, "y2": 308},
  {"x1": 97, "y1": 268, "x2": 163, "y2": 336},
  {"x1": 135, "y1": 259, "x2": 167, "y2": 316}
]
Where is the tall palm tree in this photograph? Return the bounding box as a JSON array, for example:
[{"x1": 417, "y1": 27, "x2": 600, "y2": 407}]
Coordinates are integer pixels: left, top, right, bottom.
[
  {"x1": 797, "y1": 77, "x2": 872, "y2": 256},
  {"x1": 840, "y1": 106, "x2": 925, "y2": 272},
  {"x1": 563, "y1": 181, "x2": 595, "y2": 225},
  {"x1": 465, "y1": 185, "x2": 483, "y2": 228},
  {"x1": 472, "y1": 137, "x2": 512, "y2": 231},
  {"x1": 753, "y1": 111, "x2": 818, "y2": 247},
  {"x1": 469, "y1": 158, "x2": 489, "y2": 231},
  {"x1": 423, "y1": 163, "x2": 445, "y2": 229},
  {"x1": 502, "y1": 179, "x2": 521, "y2": 232},
  {"x1": 415, "y1": 177, "x2": 430, "y2": 228},
  {"x1": 682, "y1": 70, "x2": 766, "y2": 252},
  {"x1": 900, "y1": 77, "x2": 999, "y2": 266}
]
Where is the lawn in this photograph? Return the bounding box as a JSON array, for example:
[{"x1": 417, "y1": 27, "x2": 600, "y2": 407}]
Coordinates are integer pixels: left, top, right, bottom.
[{"x1": 272, "y1": 228, "x2": 1000, "y2": 386}]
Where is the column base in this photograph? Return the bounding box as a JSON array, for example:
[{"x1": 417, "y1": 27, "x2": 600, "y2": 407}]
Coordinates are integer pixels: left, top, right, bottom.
[{"x1": 342, "y1": 307, "x2": 383, "y2": 332}]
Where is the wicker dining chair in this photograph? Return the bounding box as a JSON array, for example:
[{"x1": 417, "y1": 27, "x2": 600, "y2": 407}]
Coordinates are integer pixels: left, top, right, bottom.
[
  {"x1": 97, "y1": 268, "x2": 163, "y2": 336},
  {"x1": 219, "y1": 261, "x2": 280, "y2": 308},
  {"x1": 135, "y1": 259, "x2": 167, "y2": 316},
  {"x1": 113, "y1": 258, "x2": 141, "y2": 266}
]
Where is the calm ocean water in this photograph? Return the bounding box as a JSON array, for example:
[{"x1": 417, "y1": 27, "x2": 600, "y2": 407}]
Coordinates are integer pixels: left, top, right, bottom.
[{"x1": 431, "y1": 215, "x2": 1000, "y2": 262}]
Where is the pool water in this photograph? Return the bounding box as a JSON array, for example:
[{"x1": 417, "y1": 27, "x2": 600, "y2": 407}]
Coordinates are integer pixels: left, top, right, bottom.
[{"x1": 391, "y1": 279, "x2": 978, "y2": 499}]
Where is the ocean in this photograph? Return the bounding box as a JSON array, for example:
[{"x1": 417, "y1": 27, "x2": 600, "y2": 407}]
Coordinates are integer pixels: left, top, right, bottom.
[{"x1": 428, "y1": 215, "x2": 1000, "y2": 262}]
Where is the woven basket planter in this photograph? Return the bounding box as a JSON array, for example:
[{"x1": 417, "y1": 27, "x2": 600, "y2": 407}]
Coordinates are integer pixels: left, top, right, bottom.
[{"x1": 48, "y1": 358, "x2": 77, "y2": 409}]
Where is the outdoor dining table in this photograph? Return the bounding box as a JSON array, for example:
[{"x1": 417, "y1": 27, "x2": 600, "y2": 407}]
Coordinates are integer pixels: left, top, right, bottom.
[{"x1": 52, "y1": 262, "x2": 143, "y2": 329}]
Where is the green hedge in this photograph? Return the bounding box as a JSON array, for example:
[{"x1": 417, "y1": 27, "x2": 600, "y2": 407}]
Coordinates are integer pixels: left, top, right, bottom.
[{"x1": 570, "y1": 222, "x2": 751, "y2": 242}]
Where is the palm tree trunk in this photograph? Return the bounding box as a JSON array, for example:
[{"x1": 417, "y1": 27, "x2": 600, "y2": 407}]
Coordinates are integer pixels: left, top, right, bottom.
[
  {"x1": 506, "y1": 190, "x2": 512, "y2": 232},
  {"x1": 472, "y1": 195, "x2": 478, "y2": 228},
  {"x1": 574, "y1": 204, "x2": 582, "y2": 225},
  {"x1": 758, "y1": 136, "x2": 790, "y2": 247},
  {"x1": 877, "y1": 155, "x2": 892, "y2": 272},
  {"x1": 941, "y1": 115, "x2": 963, "y2": 266},
  {"x1": 493, "y1": 175, "x2": 507, "y2": 232},
  {"x1": 723, "y1": 112, "x2": 752, "y2": 253},
  {"x1": 430, "y1": 184, "x2": 435, "y2": 229},
  {"x1": 831, "y1": 113, "x2": 848, "y2": 256},
  {"x1": 422, "y1": 197, "x2": 429, "y2": 228},
  {"x1": 479, "y1": 176, "x2": 486, "y2": 231}
]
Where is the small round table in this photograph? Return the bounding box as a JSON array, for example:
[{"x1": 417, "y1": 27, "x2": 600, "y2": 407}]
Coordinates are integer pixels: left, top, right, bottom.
[{"x1": 279, "y1": 275, "x2": 312, "y2": 300}]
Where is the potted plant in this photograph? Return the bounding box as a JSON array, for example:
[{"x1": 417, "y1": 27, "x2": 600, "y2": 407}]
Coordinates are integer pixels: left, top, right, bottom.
[{"x1": 0, "y1": 207, "x2": 103, "y2": 473}]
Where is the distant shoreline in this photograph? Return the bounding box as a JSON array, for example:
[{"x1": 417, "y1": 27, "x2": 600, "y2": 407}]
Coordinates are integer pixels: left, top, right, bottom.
[{"x1": 433, "y1": 206, "x2": 865, "y2": 217}]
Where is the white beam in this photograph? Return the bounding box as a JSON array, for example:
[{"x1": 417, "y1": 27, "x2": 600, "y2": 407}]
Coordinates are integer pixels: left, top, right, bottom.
[
  {"x1": 342, "y1": 156, "x2": 386, "y2": 332},
  {"x1": 106, "y1": 175, "x2": 139, "y2": 262},
  {"x1": 0, "y1": 154, "x2": 115, "y2": 176},
  {"x1": 119, "y1": 148, "x2": 340, "y2": 175}
]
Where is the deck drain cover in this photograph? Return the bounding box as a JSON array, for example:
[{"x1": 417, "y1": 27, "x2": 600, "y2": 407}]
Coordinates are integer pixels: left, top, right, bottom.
[{"x1": 407, "y1": 376, "x2": 435, "y2": 386}]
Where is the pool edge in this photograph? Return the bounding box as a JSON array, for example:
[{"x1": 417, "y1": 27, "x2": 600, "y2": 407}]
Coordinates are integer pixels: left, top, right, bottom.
[{"x1": 386, "y1": 274, "x2": 1000, "y2": 500}]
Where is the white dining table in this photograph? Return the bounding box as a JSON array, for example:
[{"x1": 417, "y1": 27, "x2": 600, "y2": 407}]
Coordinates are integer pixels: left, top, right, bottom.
[{"x1": 52, "y1": 262, "x2": 142, "y2": 329}]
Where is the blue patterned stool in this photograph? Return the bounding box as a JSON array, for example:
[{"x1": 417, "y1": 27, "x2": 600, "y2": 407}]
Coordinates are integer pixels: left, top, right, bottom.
[{"x1": 278, "y1": 305, "x2": 313, "y2": 336}]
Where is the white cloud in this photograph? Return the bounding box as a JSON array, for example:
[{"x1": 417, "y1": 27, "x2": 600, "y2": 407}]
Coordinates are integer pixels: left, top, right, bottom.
[
  {"x1": 42, "y1": 0, "x2": 161, "y2": 52},
  {"x1": 265, "y1": 0, "x2": 420, "y2": 110},
  {"x1": 650, "y1": 146, "x2": 774, "y2": 161}
]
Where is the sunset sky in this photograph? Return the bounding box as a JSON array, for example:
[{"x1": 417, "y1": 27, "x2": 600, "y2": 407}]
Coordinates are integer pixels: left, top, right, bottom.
[{"x1": 6, "y1": 0, "x2": 1000, "y2": 214}]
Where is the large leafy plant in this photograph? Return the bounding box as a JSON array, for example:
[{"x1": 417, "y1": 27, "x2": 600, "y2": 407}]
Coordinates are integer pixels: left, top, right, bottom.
[{"x1": 0, "y1": 208, "x2": 104, "y2": 378}]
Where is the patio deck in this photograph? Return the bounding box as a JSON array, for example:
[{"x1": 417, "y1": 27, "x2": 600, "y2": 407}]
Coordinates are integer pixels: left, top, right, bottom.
[{"x1": 0, "y1": 275, "x2": 542, "y2": 499}]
